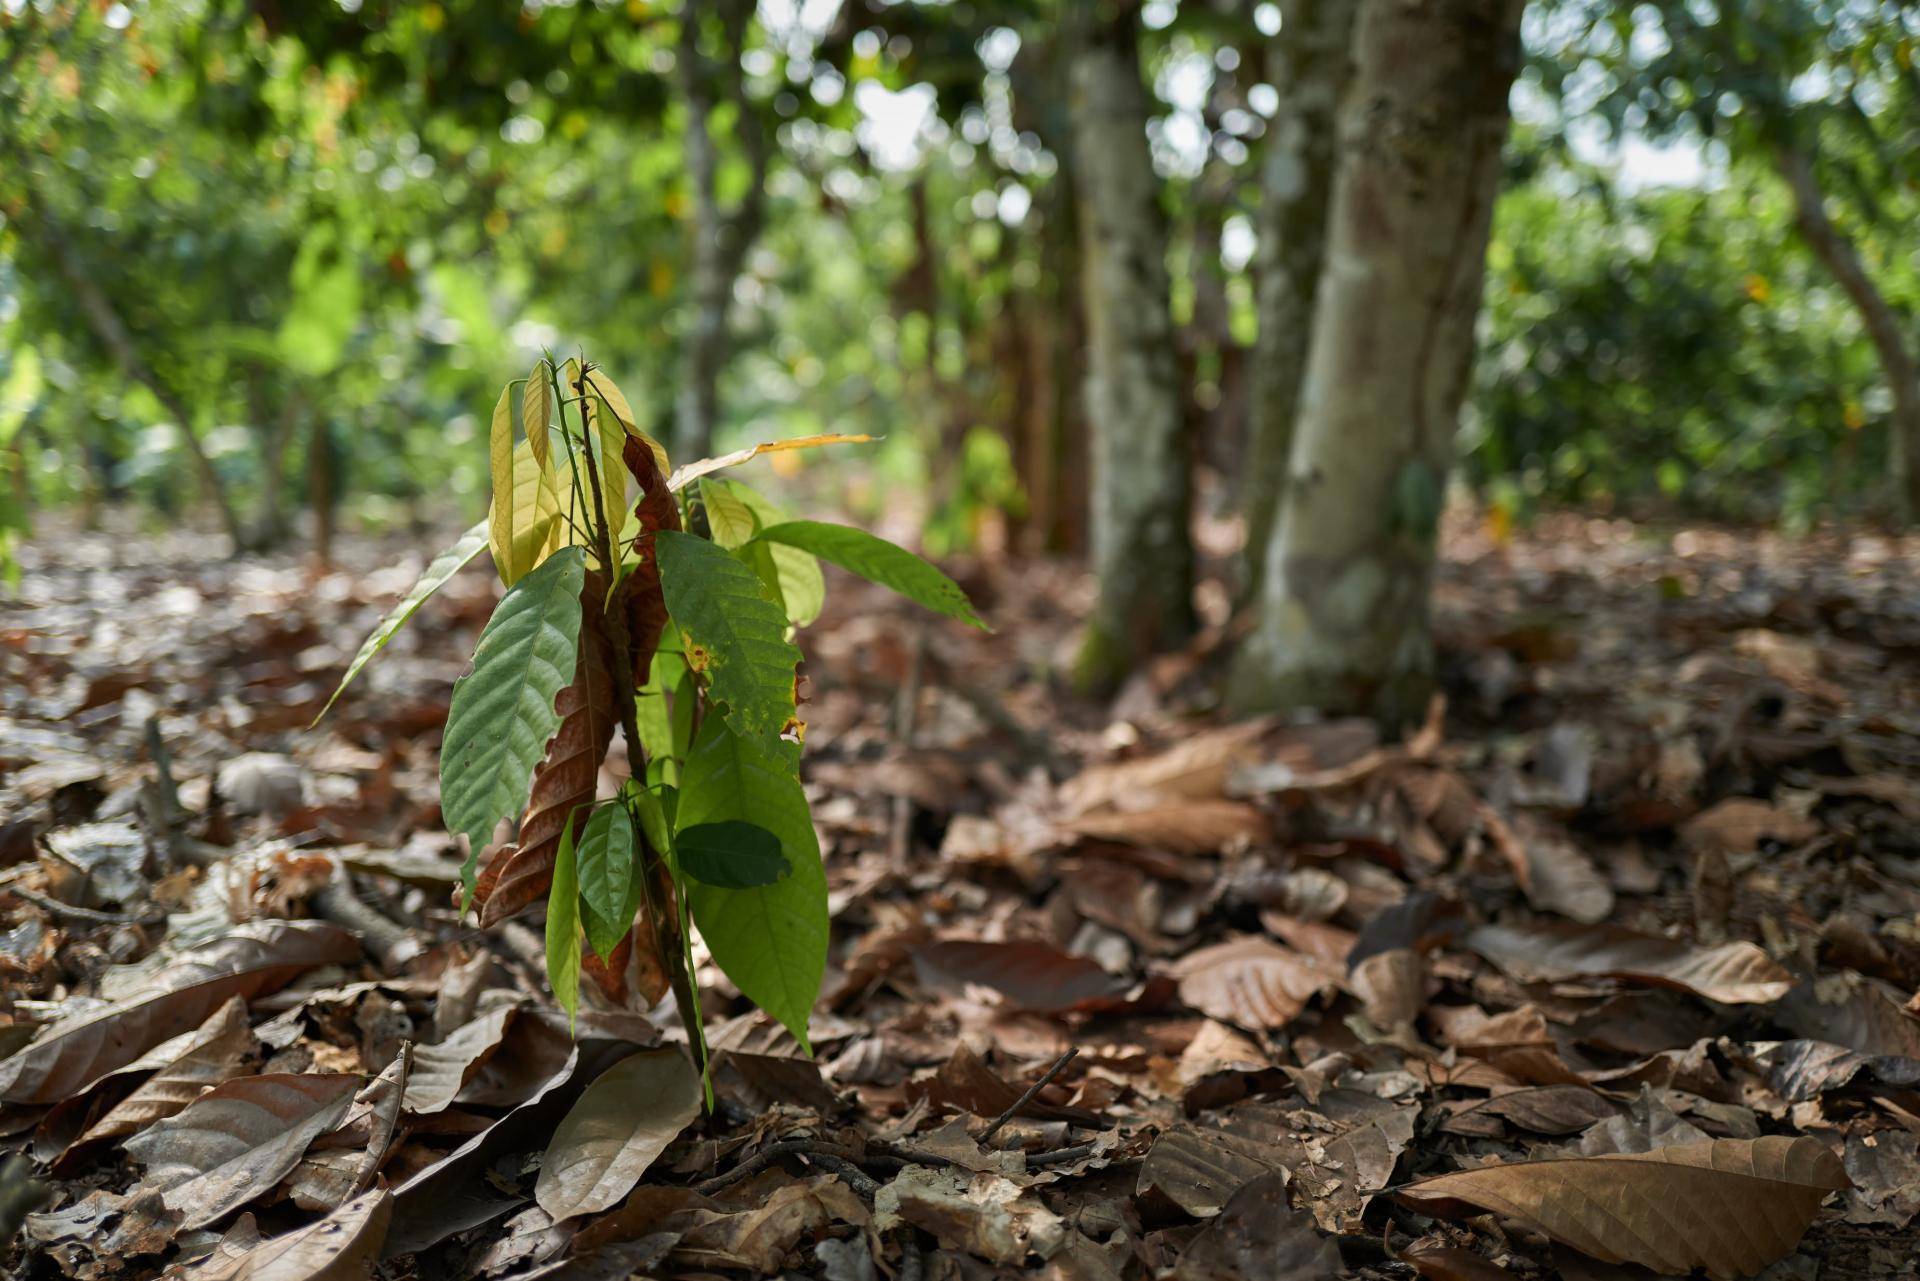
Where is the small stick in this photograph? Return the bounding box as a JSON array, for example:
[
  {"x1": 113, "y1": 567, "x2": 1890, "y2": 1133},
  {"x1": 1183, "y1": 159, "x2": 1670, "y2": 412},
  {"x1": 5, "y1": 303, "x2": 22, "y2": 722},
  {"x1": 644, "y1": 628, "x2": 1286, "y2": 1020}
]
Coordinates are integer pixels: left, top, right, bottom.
[
  {"x1": 6, "y1": 885, "x2": 151, "y2": 926},
  {"x1": 693, "y1": 1137, "x2": 865, "y2": 1196},
  {"x1": 978, "y1": 1047, "x2": 1078, "y2": 1144}
]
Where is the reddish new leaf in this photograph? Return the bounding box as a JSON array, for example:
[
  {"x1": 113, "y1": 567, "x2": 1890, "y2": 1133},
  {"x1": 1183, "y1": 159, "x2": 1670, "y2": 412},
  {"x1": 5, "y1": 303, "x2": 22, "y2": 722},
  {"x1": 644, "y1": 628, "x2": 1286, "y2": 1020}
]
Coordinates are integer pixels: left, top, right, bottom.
[{"x1": 621, "y1": 433, "x2": 681, "y2": 689}]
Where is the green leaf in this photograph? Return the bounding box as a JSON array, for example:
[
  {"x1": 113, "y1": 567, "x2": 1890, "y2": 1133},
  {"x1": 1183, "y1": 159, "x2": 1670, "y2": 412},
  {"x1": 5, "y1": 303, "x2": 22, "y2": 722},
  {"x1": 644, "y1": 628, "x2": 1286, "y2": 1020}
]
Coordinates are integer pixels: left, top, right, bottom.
[
  {"x1": 752, "y1": 521, "x2": 986, "y2": 629},
  {"x1": 678, "y1": 719, "x2": 826, "y2": 1052},
  {"x1": 655, "y1": 530, "x2": 802, "y2": 752},
  {"x1": 441, "y1": 546, "x2": 588, "y2": 907},
  {"x1": 677, "y1": 821, "x2": 789, "y2": 890},
  {"x1": 714, "y1": 481, "x2": 825, "y2": 627},
  {"x1": 313, "y1": 520, "x2": 488, "y2": 726},
  {"x1": 577, "y1": 803, "x2": 639, "y2": 960},
  {"x1": 700, "y1": 478, "x2": 760, "y2": 549},
  {"x1": 547, "y1": 821, "x2": 582, "y2": 1028}
]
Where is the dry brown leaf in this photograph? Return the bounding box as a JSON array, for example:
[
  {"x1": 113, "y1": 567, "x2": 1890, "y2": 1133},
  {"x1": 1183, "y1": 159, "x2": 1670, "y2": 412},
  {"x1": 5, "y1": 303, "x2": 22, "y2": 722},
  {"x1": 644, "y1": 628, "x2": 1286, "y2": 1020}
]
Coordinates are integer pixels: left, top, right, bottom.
[
  {"x1": 1679, "y1": 797, "x2": 1820, "y2": 858},
  {"x1": 1172, "y1": 937, "x2": 1341, "y2": 1030},
  {"x1": 403, "y1": 1001, "x2": 519, "y2": 1114},
  {"x1": 1395, "y1": 1136, "x2": 1849, "y2": 1279},
  {"x1": 0, "y1": 921, "x2": 357, "y2": 1104},
  {"x1": 1465, "y1": 922, "x2": 1793, "y2": 1004},
  {"x1": 1058, "y1": 720, "x2": 1274, "y2": 816},
  {"x1": 876, "y1": 1166, "x2": 1066, "y2": 1267},
  {"x1": 180, "y1": 1187, "x2": 391, "y2": 1281},
  {"x1": 283, "y1": 1043, "x2": 411, "y2": 1212},
  {"x1": 1060, "y1": 801, "x2": 1271, "y2": 855},
  {"x1": 58, "y1": 996, "x2": 257, "y2": 1168},
  {"x1": 1137, "y1": 1123, "x2": 1288, "y2": 1217},
  {"x1": 1170, "y1": 1173, "x2": 1340, "y2": 1281},
  {"x1": 1438, "y1": 1085, "x2": 1619, "y2": 1137},
  {"x1": 125, "y1": 1072, "x2": 362, "y2": 1230},
  {"x1": 1351, "y1": 947, "x2": 1426, "y2": 1028},
  {"x1": 1397, "y1": 1240, "x2": 1522, "y2": 1281},
  {"x1": 536, "y1": 1047, "x2": 701, "y2": 1220},
  {"x1": 909, "y1": 1044, "x2": 1099, "y2": 1127},
  {"x1": 912, "y1": 938, "x2": 1130, "y2": 1012}
]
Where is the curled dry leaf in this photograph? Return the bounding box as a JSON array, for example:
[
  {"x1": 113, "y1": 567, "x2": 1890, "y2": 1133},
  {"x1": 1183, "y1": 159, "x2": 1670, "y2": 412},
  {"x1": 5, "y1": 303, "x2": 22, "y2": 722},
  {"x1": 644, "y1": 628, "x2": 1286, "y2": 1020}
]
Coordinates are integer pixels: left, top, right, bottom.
[
  {"x1": 1172, "y1": 937, "x2": 1341, "y2": 1030},
  {"x1": 1395, "y1": 1136, "x2": 1849, "y2": 1279},
  {"x1": 283, "y1": 1043, "x2": 412, "y2": 1212},
  {"x1": 875, "y1": 1166, "x2": 1067, "y2": 1267},
  {"x1": 125, "y1": 1072, "x2": 362, "y2": 1231},
  {"x1": 0, "y1": 921, "x2": 358, "y2": 1104},
  {"x1": 536, "y1": 1047, "x2": 702, "y2": 1220},
  {"x1": 181, "y1": 1188, "x2": 391, "y2": 1281},
  {"x1": 1465, "y1": 922, "x2": 1793, "y2": 1004},
  {"x1": 403, "y1": 1001, "x2": 518, "y2": 1115}
]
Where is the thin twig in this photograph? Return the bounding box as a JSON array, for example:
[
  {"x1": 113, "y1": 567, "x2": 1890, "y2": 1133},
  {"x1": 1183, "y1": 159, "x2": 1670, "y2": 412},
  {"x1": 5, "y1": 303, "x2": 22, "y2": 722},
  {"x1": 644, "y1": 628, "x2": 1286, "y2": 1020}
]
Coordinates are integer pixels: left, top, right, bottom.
[
  {"x1": 806, "y1": 1152, "x2": 881, "y2": 1200},
  {"x1": 978, "y1": 1047, "x2": 1079, "y2": 1144},
  {"x1": 693, "y1": 1138, "x2": 864, "y2": 1196},
  {"x1": 1025, "y1": 1141, "x2": 1099, "y2": 1168},
  {"x1": 311, "y1": 863, "x2": 422, "y2": 969},
  {"x1": 5, "y1": 885, "x2": 152, "y2": 926}
]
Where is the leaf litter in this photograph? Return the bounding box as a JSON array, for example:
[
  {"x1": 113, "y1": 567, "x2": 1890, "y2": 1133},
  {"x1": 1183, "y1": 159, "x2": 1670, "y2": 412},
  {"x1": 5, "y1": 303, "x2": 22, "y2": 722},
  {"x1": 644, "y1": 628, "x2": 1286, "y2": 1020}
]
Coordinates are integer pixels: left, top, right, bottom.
[{"x1": 2, "y1": 516, "x2": 1919, "y2": 1277}]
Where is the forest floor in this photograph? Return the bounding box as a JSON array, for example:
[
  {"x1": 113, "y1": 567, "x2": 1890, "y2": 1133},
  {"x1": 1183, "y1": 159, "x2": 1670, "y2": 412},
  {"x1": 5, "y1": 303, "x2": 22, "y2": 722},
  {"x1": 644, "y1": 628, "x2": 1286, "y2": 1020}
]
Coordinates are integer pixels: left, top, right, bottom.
[{"x1": 3, "y1": 513, "x2": 1920, "y2": 1280}]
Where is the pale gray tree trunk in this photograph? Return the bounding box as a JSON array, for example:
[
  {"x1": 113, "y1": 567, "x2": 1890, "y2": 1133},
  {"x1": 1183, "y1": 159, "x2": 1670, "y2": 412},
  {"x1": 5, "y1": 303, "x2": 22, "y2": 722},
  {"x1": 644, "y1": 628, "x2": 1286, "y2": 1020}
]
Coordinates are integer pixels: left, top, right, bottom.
[
  {"x1": 1241, "y1": 0, "x2": 1357, "y2": 595},
  {"x1": 1229, "y1": 0, "x2": 1523, "y2": 722},
  {"x1": 1069, "y1": 5, "x2": 1193, "y2": 691}
]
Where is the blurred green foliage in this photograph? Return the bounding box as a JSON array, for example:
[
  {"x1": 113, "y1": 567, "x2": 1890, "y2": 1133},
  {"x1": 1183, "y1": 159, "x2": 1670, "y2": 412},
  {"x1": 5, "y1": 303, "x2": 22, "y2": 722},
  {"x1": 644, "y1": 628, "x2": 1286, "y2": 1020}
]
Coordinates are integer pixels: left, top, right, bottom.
[{"x1": 0, "y1": 0, "x2": 1912, "y2": 551}]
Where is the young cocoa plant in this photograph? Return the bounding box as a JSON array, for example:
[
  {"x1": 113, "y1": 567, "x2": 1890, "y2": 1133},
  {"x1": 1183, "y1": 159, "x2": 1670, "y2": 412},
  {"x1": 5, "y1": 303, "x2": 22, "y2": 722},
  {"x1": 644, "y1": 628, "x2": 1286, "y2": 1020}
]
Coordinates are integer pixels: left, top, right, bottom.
[{"x1": 319, "y1": 356, "x2": 984, "y2": 1077}]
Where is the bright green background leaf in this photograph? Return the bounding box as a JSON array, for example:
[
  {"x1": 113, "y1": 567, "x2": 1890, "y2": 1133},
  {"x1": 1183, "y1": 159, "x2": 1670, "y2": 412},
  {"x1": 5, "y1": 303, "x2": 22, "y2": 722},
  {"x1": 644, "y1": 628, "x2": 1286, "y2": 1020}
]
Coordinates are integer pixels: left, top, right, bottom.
[{"x1": 753, "y1": 520, "x2": 985, "y2": 629}]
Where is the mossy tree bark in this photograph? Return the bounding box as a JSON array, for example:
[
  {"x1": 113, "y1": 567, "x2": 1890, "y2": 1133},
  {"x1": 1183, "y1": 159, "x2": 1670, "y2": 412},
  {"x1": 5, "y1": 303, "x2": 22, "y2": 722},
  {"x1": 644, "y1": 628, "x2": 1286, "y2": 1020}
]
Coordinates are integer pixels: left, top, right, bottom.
[
  {"x1": 1230, "y1": 0, "x2": 1523, "y2": 723},
  {"x1": 1068, "y1": 3, "x2": 1193, "y2": 692}
]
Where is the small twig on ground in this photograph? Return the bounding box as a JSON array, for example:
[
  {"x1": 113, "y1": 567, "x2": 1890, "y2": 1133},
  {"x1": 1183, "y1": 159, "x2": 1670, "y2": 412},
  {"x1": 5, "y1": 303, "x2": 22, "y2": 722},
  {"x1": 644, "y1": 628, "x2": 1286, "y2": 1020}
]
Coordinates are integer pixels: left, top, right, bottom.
[
  {"x1": 143, "y1": 714, "x2": 182, "y2": 825},
  {"x1": 806, "y1": 1152, "x2": 882, "y2": 1199},
  {"x1": 311, "y1": 862, "x2": 422, "y2": 969},
  {"x1": 5, "y1": 884, "x2": 154, "y2": 926},
  {"x1": 1025, "y1": 1141, "x2": 1098, "y2": 1168},
  {"x1": 0, "y1": 1154, "x2": 49, "y2": 1247},
  {"x1": 895, "y1": 1228, "x2": 925, "y2": 1281},
  {"x1": 693, "y1": 1138, "x2": 866, "y2": 1196},
  {"x1": 979, "y1": 1047, "x2": 1079, "y2": 1144}
]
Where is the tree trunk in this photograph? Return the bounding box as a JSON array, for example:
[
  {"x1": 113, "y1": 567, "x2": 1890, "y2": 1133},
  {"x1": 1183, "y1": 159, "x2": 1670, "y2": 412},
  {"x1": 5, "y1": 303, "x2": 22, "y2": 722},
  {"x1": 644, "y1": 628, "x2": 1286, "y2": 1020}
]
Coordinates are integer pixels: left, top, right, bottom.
[
  {"x1": 674, "y1": 0, "x2": 766, "y2": 464},
  {"x1": 1240, "y1": 0, "x2": 1357, "y2": 597},
  {"x1": 1229, "y1": 0, "x2": 1523, "y2": 723},
  {"x1": 1068, "y1": 5, "x2": 1193, "y2": 692},
  {"x1": 1773, "y1": 142, "x2": 1920, "y2": 520}
]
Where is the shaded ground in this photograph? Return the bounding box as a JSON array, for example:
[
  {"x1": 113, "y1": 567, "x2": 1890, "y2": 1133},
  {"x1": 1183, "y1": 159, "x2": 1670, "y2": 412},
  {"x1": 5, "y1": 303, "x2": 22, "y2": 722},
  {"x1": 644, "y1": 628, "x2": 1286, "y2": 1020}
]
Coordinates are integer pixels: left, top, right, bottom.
[{"x1": 2, "y1": 513, "x2": 1919, "y2": 1279}]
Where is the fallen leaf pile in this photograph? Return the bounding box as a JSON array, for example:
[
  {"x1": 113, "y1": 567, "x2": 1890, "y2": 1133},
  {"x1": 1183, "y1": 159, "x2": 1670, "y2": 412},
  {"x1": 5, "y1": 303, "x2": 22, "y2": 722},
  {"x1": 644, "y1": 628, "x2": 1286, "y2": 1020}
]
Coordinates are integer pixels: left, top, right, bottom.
[{"x1": 1, "y1": 513, "x2": 1917, "y2": 1279}]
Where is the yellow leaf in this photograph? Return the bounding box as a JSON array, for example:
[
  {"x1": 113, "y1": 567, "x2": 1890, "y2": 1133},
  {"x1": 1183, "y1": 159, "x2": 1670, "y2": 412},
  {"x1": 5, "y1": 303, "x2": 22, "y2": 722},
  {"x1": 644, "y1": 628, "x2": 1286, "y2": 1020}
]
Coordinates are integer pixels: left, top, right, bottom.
[
  {"x1": 582, "y1": 367, "x2": 671, "y2": 477},
  {"x1": 488, "y1": 438, "x2": 561, "y2": 586},
  {"x1": 523, "y1": 363, "x2": 553, "y2": 469},
  {"x1": 667, "y1": 433, "x2": 877, "y2": 493}
]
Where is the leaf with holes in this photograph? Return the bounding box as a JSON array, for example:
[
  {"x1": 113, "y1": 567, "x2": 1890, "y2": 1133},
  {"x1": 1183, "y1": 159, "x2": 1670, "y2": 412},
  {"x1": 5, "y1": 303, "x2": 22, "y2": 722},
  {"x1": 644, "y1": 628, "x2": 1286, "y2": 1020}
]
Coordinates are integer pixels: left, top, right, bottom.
[
  {"x1": 441, "y1": 545, "x2": 587, "y2": 906},
  {"x1": 655, "y1": 529, "x2": 800, "y2": 752},
  {"x1": 313, "y1": 520, "x2": 488, "y2": 725},
  {"x1": 753, "y1": 520, "x2": 985, "y2": 629},
  {"x1": 1394, "y1": 1136, "x2": 1848, "y2": 1279},
  {"x1": 678, "y1": 719, "x2": 826, "y2": 1052}
]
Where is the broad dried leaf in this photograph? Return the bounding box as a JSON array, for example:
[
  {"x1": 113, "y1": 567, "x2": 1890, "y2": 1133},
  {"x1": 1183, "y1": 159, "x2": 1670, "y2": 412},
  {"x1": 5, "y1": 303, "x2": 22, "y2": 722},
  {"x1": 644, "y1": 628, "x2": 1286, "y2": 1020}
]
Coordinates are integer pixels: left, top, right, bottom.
[
  {"x1": 619, "y1": 433, "x2": 681, "y2": 690},
  {"x1": 64, "y1": 996, "x2": 256, "y2": 1161},
  {"x1": 1395, "y1": 1136, "x2": 1849, "y2": 1279},
  {"x1": 182, "y1": 1187, "x2": 390, "y2": 1281},
  {"x1": 283, "y1": 1044, "x2": 411, "y2": 1212},
  {"x1": 1439, "y1": 1085, "x2": 1619, "y2": 1137},
  {"x1": 1062, "y1": 801, "x2": 1271, "y2": 854},
  {"x1": 125, "y1": 1073, "x2": 361, "y2": 1230},
  {"x1": 472, "y1": 575, "x2": 617, "y2": 926},
  {"x1": 910, "y1": 1044, "x2": 1099, "y2": 1127},
  {"x1": 1059, "y1": 720, "x2": 1273, "y2": 816},
  {"x1": 1171, "y1": 1173, "x2": 1340, "y2": 1281},
  {"x1": 1398, "y1": 1241, "x2": 1522, "y2": 1281},
  {"x1": 0, "y1": 922, "x2": 357, "y2": 1104},
  {"x1": 1172, "y1": 937, "x2": 1341, "y2": 1029},
  {"x1": 1466, "y1": 922, "x2": 1793, "y2": 1004},
  {"x1": 536, "y1": 1048, "x2": 701, "y2": 1220},
  {"x1": 1679, "y1": 798, "x2": 1819, "y2": 857},
  {"x1": 875, "y1": 1167, "x2": 1066, "y2": 1267},
  {"x1": 912, "y1": 939, "x2": 1130, "y2": 1012},
  {"x1": 1138, "y1": 1124, "x2": 1289, "y2": 1217}
]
